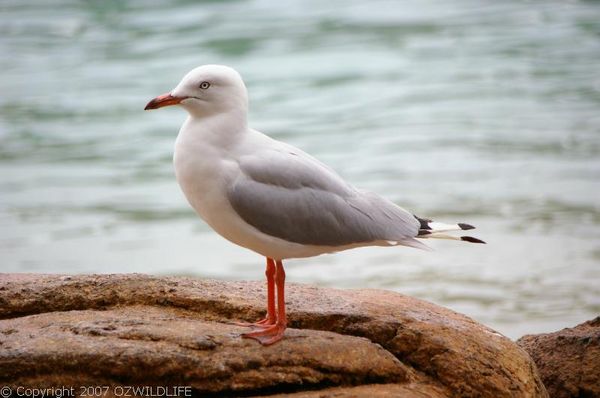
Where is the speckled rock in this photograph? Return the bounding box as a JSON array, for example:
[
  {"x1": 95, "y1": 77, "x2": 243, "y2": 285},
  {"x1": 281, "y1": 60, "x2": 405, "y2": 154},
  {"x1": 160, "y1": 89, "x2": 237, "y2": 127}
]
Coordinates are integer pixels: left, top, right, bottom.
[
  {"x1": 518, "y1": 317, "x2": 600, "y2": 398},
  {"x1": 0, "y1": 273, "x2": 547, "y2": 397}
]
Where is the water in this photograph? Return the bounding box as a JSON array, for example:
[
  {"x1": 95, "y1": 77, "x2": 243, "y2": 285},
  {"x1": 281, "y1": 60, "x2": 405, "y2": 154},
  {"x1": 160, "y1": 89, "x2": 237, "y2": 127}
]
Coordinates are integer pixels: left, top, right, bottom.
[{"x1": 1, "y1": 0, "x2": 599, "y2": 339}]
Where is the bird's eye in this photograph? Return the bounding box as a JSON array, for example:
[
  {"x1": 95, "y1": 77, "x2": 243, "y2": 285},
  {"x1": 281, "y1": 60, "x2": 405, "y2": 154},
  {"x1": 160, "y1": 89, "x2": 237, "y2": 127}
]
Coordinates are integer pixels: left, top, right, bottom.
[{"x1": 199, "y1": 81, "x2": 210, "y2": 89}]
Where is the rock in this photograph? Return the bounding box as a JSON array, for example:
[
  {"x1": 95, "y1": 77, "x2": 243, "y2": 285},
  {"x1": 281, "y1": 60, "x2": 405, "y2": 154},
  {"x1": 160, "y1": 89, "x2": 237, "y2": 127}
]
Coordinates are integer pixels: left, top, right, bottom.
[
  {"x1": 264, "y1": 383, "x2": 449, "y2": 397},
  {"x1": 0, "y1": 273, "x2": 547, "y2": 397},
  {"x1": 1, "y1": 306, "x2": 406, "y2": 394},
  {"x1": 517, "y1": 317, "x2": 600, "y2": 398}
]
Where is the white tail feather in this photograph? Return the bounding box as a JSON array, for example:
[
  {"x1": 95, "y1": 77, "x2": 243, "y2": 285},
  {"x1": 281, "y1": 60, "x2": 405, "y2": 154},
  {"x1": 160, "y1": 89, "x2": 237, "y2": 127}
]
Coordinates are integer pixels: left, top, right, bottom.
[
  {"x1": 418, "y1": 232, "x2": 462, "y2": 241},
  {"x1": 414, "y1": 216, "x2": 485, "y2": 244},
  {"x1": 427, "y1": 222, "x2": 463, "y2": 233}
]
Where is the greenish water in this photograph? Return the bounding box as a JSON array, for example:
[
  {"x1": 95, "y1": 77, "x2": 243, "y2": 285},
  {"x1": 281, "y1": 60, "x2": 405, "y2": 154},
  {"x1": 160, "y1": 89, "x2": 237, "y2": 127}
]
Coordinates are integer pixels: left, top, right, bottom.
[{"x1": 1, "y1": 0, "x2": 599, "y2": 339}]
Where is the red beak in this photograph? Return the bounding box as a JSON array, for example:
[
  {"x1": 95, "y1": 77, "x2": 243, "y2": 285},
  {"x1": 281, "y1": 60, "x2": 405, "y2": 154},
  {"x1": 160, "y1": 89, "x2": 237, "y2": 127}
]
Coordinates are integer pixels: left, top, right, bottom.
[{"x1": 144, "y1": 93, "x2": 184, "y2": 110}]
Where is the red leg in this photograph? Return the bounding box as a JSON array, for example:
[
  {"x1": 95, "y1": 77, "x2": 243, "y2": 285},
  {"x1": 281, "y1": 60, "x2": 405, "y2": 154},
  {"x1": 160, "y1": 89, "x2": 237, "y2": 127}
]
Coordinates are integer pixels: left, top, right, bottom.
[
  {"x1": 236, "y1": 258, "x2": 276, "y2": 327},
  {"x1": 242, "y1": 260, "x2": 287, "y2": 345}
]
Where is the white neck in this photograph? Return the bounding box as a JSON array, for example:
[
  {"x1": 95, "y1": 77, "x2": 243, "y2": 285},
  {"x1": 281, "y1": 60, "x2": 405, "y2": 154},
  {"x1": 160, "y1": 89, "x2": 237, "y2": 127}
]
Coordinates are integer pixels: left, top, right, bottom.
[{"x1": 179, "y1": 107, "x2": 247, "y2": 152}]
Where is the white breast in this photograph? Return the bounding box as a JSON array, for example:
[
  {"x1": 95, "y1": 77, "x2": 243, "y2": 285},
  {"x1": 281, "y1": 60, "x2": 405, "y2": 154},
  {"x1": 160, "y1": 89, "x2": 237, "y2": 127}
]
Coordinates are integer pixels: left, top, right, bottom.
[{"x1": 173, "y1": 120, "x2": 235, "y2": 234}]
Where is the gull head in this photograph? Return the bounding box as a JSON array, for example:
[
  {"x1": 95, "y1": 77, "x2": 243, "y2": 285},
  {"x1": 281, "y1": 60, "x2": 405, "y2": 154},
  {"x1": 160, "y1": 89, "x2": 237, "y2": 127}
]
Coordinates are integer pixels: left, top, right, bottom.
[{"x1": 144, "y1": 64, "x2": 248, "y2": 118}]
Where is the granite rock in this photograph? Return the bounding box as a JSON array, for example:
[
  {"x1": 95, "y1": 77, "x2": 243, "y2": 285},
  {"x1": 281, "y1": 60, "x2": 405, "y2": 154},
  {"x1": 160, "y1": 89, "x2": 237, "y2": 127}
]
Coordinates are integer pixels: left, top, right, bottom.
[
  {"x1": 0, "y1": 273, "x2": 547, "y2": 397},
  {"x1": 518, "y1": 317, "x2": 600, "y2": 398}
]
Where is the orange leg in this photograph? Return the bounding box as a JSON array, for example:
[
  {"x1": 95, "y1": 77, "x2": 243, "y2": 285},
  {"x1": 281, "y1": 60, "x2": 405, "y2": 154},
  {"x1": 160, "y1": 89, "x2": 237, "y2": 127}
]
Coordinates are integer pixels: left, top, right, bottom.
[
  {"x1": 236, "y1": 257, "x2": 276, "y2": 327},
  {"x1": 242, "y1": 260, "x2": 287, "y2": 345}
]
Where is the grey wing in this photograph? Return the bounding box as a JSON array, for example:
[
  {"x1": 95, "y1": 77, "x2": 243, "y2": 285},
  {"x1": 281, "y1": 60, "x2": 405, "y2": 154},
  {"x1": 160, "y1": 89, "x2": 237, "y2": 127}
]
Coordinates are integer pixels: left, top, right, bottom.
[{"x1": 228, "y1": 148, "x2": 420, "y2": 247}]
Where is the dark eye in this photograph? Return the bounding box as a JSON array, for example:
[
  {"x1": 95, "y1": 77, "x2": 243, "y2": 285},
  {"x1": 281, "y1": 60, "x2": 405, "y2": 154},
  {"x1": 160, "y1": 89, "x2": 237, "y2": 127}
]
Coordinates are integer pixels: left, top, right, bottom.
[{"x1": 199, "y1": 81, "x2": 210, "y2": 89}]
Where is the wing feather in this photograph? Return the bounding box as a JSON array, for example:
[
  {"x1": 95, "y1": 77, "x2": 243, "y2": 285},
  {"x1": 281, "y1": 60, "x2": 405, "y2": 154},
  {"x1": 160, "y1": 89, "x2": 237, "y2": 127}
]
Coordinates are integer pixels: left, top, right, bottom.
[{"x1": 228, "y1": 148, "x2": 419, "y2": 246}]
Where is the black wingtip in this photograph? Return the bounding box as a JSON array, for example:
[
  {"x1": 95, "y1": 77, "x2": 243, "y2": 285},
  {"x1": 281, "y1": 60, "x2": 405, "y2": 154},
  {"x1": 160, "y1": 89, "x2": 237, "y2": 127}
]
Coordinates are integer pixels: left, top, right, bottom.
[
  {"x1": 461, "y1": 236, "x2": 486, "y2": 244},
  {"x1": 458, "y1": 223, "x2": 475, "y2": 231},
  {"x1": 414, "y1": 215, "x2": 432, "y2": 230}
]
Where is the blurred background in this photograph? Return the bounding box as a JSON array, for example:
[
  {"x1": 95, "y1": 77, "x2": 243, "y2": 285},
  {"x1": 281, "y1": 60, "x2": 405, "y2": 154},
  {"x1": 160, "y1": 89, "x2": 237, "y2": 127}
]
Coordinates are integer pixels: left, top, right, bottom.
[{"x1": 1, "y1": 0, "x2": 599, "y2": 339}]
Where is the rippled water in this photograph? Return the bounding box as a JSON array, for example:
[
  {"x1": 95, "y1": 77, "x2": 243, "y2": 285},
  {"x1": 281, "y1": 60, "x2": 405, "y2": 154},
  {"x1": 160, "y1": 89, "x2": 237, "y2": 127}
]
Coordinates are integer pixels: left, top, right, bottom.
[{"x1": 1, "y1": 0, "x2": 599, "y2": 339}]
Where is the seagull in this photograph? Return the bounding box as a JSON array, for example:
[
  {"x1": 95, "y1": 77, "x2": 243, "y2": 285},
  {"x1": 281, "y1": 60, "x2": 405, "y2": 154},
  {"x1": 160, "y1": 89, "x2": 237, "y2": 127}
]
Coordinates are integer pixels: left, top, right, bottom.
[{"x1": 145, "y1": 65, "x2": 485, "y2": 345}]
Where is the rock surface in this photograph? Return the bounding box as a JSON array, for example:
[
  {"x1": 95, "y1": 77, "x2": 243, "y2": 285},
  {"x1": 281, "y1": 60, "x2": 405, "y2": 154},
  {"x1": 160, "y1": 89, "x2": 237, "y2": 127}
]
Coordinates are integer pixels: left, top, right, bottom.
[
  {"x1": 517, "y1": 317, "x2": 600, "y2": 398},
  {"x1": 0, "y1": 273, "x2": 547, "y2": 397}
]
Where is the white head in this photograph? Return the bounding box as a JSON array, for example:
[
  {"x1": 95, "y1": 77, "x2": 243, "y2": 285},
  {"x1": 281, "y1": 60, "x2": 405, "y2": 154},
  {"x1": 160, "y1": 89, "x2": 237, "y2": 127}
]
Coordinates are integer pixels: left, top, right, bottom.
[{"x1": 145, "y1": 65, "x2": 248, "y2": 119}]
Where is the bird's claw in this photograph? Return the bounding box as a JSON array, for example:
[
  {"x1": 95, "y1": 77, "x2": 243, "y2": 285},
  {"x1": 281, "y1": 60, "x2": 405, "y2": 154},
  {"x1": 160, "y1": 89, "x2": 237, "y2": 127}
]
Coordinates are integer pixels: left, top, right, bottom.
[{"x1": 242, "y1": 323, "x2": 286, "y2": 345}]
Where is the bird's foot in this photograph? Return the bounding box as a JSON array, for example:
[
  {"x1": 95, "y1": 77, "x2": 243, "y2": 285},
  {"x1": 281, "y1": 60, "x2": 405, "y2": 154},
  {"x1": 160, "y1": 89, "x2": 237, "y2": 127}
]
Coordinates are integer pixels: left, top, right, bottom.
[
  {"x1": 234, "y1": 317, "x2": 276, "y2": 329},
  {"x1": 241, "y1": 322, "x2": 286, "y2": 345}
]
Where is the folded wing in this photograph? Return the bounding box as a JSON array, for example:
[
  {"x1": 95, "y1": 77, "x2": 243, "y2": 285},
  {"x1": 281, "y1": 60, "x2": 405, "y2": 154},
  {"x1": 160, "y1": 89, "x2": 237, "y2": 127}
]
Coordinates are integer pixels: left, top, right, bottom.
[{"x1": 228, "y1": 148, "x2": 420, "y2": 247}]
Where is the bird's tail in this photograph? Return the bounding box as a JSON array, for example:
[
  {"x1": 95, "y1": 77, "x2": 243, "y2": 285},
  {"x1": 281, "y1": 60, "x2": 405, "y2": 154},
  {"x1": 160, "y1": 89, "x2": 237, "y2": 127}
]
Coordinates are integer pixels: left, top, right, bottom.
[{"x1": 414, "y1": 216, "x2": 486, "y2": 244}]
